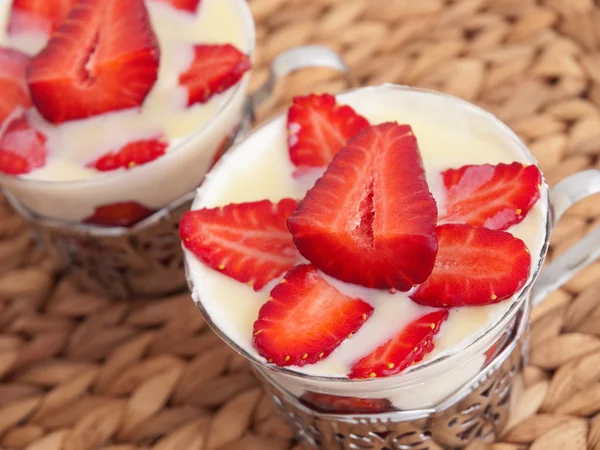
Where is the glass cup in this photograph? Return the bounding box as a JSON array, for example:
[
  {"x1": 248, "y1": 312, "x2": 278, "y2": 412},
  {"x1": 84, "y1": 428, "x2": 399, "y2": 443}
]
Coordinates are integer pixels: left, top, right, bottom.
[
  {"x1": 184, "y1": 84, "x2": 600, "y2": 449},
  {"x1": 0, "y1": 0, "x2": 350, "y2": 299}
]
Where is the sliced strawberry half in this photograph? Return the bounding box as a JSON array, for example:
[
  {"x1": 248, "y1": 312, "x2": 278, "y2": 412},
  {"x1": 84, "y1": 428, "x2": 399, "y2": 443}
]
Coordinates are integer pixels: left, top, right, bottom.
[
  {"x1": 253, "y1": 264, "x2": 374, "y2": 367},
  {"x1": 300, "y1": 392, "x2": 393, "y2": 414},
  {"x1": 83, "y1": 201, "x2": 154, "y2": 227},
  {"x1": 153, "y1": 0, "x2": 201, "y2": 14},
  {"x1": 179, "y1": 44, "x2": 251, "y2": 106},
  {"x1": 287, "y1": 123, "x2": 438, "y2": 291},
  {"x1": 88, "y1": 138, "x2": 167, "y2": 172},
  {"x1": 26, "y1": 0, "x2": 160, "y2": 124},
  {"x1": 410, "y1": 224, "x2": 531, "y2": 307},
  {"x1": 0, "y1": 47, "x2": 31, "y2": 126},
  {"x1": 441, "y1": 162, "x2": 542, "y2": 230},
  {"x1": 0, "y1": 115, "x2": 47, "y2": 175},
  {"x1": 7, "y1": 0, "x2": 77, "y2": 36},
  {"x1": 348, "y1": 310, "x2": 448, "y2": 379},
  {"x1": 287, "y1": 93, "x2": 369, "y2": 168},
  {"x1": 181, "y1": 198, "x2": 300, "y2": 291}
]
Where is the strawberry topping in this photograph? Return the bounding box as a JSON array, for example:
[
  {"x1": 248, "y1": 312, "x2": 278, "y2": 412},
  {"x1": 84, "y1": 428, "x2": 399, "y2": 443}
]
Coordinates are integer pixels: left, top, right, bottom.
[
  {"x1": 287, "y1": 123, "x2": 438, "y2": 291},
  {"x1": 410, "y1": 224, "x2": 531, "y2": 307},
  {"x1": 441, "y1": 162, "x2": 542, "y2": 230},
  {"x1": 300, "y1": 392, "x2": 393, "y2": 414},
  {"x1": 0, "y1": 47, "x2": 31, "y2": 126},
  {"x1": 26, "y1": 0, "x2": 160, "y2": 124},
  {"x1": 153, "y1": 0, "x2": 201, "y2": 13},
  {"x1": 88, "y1": 138, "x2": 168, "y2": 172},
  {"x1": 83, "y1": 201, "x2": 154, "y2": 227},
  {"x1": 0, "y1": 115, "x2": 47, "y2": 175},
  {"x1": 180, "y1": 199, "x2": 300, "y2": 291},
  {"x1": 253, "y1": 264, "x2": 374, "y2": 367},
  {"x1": 7, "y1": 0, "x2": 77, "y2": 36},
  {"x1": 349, "y1": 310, "x2": 448, "y2": 379},
  {"x1": 287, "y1": 93, "x2": 369, "y2": 168},
  {"x1": 178, "y1": 44, "x2": 251, "y2": 106}
]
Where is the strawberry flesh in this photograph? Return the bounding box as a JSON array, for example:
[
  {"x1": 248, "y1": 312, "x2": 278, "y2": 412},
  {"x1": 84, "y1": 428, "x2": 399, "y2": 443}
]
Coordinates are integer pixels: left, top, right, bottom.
[
  {"x1": 89, "y1": 138, "x2": 167, "y2": 171},
  {"x1": 410, "y1": 224, "x2": 531, "y2": 307},
  {"x1": 179, "y1": 44, "x2": 251, "y2": 106},
  {"x1": 441, "y1": 162, "x2": 542, "y2": 230},
  {"x1": 287, "y1": 123, "x2": 438, "y2": 291},
  {"x1": 300, "y1": 392, "x2": 393, "y2": 414},
  {"x1": 349, "y1": 310, "x2": 448, "y2": 379},
  {"x1": 7, "y1": 0, "x2": 77, "y2": 35},
  {"x1": 181, "y1": 199, "x2": 300, "y2": 291},
  {"x1": 0, "y1": 47, "x2": 31, "y2": 126},
  {"x1": 0, "y1": 115, "x2": 47, "y2": 175},
  {"x1": 153, "y1": 0, "x2": 201, "y2": 13},
  {"x1": 83, "y1": 201, "x2": 154, "y2": 227},
  {"x1": 253, "y1": 264, "x2": 374, "y2": 367},
  {"x1": 287, "y1": 93, "x2": 369, "y2": 168},
  {"x1": 26, "y1": 0, "x2": 160, "y2": 124}
]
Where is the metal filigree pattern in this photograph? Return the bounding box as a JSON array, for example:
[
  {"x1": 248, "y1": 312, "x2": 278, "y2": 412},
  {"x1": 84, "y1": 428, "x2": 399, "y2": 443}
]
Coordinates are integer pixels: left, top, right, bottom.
[
  {"x1": 30, "y1": 198, "x2": 192, "y2": 299},
  {"x1": 256, "y1": 314, "x2": 527, "y2": 450}
]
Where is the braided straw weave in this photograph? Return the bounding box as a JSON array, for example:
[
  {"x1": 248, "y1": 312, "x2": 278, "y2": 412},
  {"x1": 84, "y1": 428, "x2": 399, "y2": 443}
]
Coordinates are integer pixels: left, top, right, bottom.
[{"x1": 2, "y1": 0, "x2": 600, "y2": 448}]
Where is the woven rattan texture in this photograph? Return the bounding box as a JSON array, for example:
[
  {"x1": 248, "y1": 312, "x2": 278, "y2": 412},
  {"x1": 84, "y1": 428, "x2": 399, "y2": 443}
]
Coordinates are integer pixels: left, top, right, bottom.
[{"x1": 2, "y1": 0, "x2": 600, "y2": 448}]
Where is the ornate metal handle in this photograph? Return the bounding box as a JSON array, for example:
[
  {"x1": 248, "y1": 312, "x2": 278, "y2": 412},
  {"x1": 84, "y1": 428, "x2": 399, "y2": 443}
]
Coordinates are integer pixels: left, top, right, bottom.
[
  {"x1": 244, "y1": 45, "x2": 351, "y2": 126},
  {"x1": 531, "y1": 169, "x2": 600, "y2": 306}
]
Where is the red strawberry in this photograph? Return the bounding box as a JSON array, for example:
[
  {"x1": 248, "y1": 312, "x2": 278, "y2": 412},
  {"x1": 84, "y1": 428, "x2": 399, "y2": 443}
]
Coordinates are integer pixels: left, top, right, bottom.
[
  {"x1": 153, "y1": 0, "x2": 201, "y2": 13},
  {"x1": 287, "y1": 93, "x2": 369, "y2": 168},
  {"x1": 441, "y1": 162, "x2": 542, "y2": 230},
  {"x1": 300, "y1": 392, "x2": 393, "y2": 414},
  {"x1": 7, "y1": 0, "x2": 77, "y2": 35},
  {"x1": 410, "y1": 224, "x2": 531, "y2": 307},
  {"x1": 181, "y1": 199, "x2": 300, "y2": 291},
  {"x1": 348, "y1": 310, "x2": 448, "y2": 379},
  {"x1": 83, "y1": 201, "x2": 154, "y2": 227},
  {"x1": 0, "y1": 47, "x2": 31, "y2": 126},
  {"x1": 287, "y1": 123, "x2": 438, "y2": 291},
  {"x1": 253, "y1": 264, "x2": 374, "y2": 367},
  {"x1": 26, "y1": 0, "x2": 160, "y2": 124},
  {"x1": 88, "y1": 138, "x2": 167, "y2": 172},
  {"x1": 0, "y1": 116, "x2": 47, "y2": 175},
  {"x1": 178, "y1": 44, "x2": 251, "y2": 106}
]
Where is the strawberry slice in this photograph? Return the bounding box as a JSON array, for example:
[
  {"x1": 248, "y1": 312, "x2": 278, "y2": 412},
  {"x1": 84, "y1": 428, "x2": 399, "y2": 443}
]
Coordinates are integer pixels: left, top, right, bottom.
[
  {"x1": 153, "y1": 0, "x2": 201, "y2": 13},
  {"x1": 7, "y1": 0, "x2": 77, "y2": 36},
  {"x1": 0, "y1": 47, "x2": 31, "y2": 126},
  {"x1": 300, "y1": 392, "x2": 393, "y2": 414},
  {"x1": 88, "y1": 138, "x2": 167, "y2": 172},
  {"x1": 348, "y1": 310, "x2": 448, "y2": 379},
  {"x1": 26, "y1": 0, "x2": 160, "y2": 124},
  {"x1": 410, "y1": 224, "x2": 531, "y2": 307},
  {"x1": 287, "y1": 93, "x2": 369, "y2": 168},
  {"x1": 253, "y1": 264, "x2": 374, "y2": 367},
  {"x1": 178, "y1": 44, "x2": 251, "y2": 106},
  {"x1": 180, "y1": 199, "x2": 300, "y2": 291},
  {"x1": 0, "y1": 116, "x2": 47, "y2": 175},
  {"x1": 83, "y1": 201, "x2": 154, "y2": 227},
  {"x1": 441, "y1": 162, "x2": 542, "y2": 230},
  {"x1": 287, "y1": 123, "x2": 438, "y2": 291}
]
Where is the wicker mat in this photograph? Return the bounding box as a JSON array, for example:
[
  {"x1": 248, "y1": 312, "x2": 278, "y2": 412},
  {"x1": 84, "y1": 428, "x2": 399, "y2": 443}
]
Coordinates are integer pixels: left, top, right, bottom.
[{"x1": 2, "y1": 0, "x2": 600, "y2": 449}]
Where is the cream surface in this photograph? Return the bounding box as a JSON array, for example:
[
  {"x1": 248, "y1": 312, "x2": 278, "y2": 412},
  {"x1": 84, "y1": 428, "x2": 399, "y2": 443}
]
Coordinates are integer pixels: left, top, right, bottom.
[
  {"x1": 185, "y1": 86, "x2": 549, "y2": 390},
  {"x1": 0, "y1": 0, "x2": 253, "y2": 221}
]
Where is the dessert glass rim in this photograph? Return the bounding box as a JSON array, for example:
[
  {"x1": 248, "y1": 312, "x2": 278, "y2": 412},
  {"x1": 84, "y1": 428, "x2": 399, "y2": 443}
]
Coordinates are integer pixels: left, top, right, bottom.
[
  {"x1": 0, "y1": 0, "x2": 256, "y2": 187},
  {"x1": 187, "y1": 83, "x2": 552, "y2": 389}
]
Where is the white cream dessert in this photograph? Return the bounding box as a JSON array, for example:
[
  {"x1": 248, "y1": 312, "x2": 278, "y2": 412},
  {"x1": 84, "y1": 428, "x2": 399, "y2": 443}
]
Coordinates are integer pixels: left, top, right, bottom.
[
  {"x1": 182, "y1": 85, "x2": 549, "y2": 409},
  {"x1": 0, "y1": 0, "x2": 253, "y2": 225}
]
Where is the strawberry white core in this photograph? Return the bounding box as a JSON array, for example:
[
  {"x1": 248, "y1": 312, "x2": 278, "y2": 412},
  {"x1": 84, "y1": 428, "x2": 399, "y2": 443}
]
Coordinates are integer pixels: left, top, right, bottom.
[{"x1": 184, "y1": 86, "x2": 549, "y2": 408}]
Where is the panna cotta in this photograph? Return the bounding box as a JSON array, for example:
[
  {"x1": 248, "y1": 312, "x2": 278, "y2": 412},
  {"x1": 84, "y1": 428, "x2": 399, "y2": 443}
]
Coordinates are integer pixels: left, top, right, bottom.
[
  {"x1": 182, "y1": 85, "x2": 549, "y2": 407},
  {"x1": 0, "y1": 0, "x2": 254, "y2": 225}
]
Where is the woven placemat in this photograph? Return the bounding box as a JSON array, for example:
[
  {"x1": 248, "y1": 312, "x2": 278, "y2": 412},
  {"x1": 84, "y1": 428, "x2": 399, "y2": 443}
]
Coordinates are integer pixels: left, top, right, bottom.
[{"x1": 2, "y1": 0, "x2": 600, "y2": 449}]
